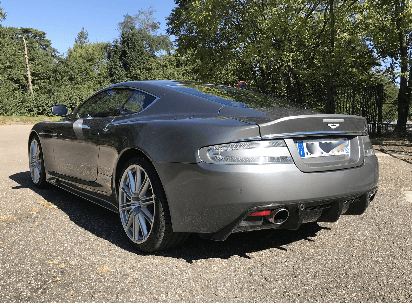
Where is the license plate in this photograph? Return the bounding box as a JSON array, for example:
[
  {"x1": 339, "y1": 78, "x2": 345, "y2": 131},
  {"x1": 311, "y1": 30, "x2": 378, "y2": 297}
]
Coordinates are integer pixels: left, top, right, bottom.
[{"x1": 296, "y1": 139, "x2": 350, "y2": 158}]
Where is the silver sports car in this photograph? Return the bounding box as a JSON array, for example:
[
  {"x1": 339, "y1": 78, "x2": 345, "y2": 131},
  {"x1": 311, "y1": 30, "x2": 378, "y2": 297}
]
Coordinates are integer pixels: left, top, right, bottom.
[{"x1": 28, "y1": 80, "x2": 379, "y2": 252}]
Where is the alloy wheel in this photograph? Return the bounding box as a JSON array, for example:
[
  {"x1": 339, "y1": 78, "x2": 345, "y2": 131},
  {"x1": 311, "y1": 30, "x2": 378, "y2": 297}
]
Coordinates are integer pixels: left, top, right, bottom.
[
  {"x1": 29, "y1": 139, "x2": 42, "y2": 184},
  {"x1": 119, "y1": 164, "x2": 155, "y2": 244}
]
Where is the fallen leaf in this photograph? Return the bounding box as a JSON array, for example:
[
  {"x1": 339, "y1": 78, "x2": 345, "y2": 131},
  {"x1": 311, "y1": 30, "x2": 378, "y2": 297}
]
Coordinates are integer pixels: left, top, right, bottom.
[
  {"x1": 97, "y1": 267, "x2": 111, "y2": 274},
  {"x1": 0, "y1": 216, "x2": 17, "y2": 221},
  {"x1": 38, "y1": 201, "x2": 58, "y2": 210},
  {"x1": 30, "y1": 208, "x2": 40, "y2": 214}
]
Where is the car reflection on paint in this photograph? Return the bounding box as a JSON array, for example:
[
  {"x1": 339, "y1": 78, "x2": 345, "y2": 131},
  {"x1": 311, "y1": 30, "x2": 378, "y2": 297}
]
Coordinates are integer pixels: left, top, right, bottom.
[{"x1": 28, "y1": 80, "x2": 378, "y2": 252}]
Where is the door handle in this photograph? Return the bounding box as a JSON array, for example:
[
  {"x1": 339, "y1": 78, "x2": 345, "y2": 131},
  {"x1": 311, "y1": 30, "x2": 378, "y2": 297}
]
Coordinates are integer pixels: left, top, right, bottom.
[{"x1": 39, "y1": 131, "x2": 57, "y2": 136}]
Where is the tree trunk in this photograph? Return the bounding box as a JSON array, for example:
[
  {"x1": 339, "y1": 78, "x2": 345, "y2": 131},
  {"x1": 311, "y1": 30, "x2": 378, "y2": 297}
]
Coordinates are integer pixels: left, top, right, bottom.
[
  {"x1": 23, "y1": 36, "x2": 33, "y2": 95},
  {"x1": 395, "y1": 0, "x2": 409, "y2": 135},
  {"x1": 326, "y1": 0, "x2": 335, "y2": 114},
  {"x1": 377, "y1": 84, "x2": 384, "y2": 137}
]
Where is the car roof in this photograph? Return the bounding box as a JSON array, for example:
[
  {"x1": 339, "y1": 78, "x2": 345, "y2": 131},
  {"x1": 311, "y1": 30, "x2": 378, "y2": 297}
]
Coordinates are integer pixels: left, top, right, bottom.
[{"x1": 105, "y1": 80, "x2": 316, "y2": 122}]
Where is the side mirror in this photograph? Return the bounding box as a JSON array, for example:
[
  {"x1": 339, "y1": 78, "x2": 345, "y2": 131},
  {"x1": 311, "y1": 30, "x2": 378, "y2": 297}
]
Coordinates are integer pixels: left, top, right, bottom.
[{"x1": 51, "y1": 104, "x2": 68, "y2": 117}]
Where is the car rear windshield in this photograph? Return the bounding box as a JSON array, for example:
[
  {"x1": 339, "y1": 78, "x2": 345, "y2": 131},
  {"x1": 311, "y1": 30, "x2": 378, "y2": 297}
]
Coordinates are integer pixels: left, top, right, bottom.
[{"x1": 167, "y1": 82, "x2": 314, "y2": 112}]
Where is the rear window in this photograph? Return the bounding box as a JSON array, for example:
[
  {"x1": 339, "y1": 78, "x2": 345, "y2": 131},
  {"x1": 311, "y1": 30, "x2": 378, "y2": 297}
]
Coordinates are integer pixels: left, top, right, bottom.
[{"x1": 167, "y1": 82, "x2": 313, "y2": 112}]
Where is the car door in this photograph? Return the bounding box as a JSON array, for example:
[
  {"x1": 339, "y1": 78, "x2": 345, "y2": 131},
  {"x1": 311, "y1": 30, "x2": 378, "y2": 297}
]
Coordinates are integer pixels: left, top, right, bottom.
[
  {"x1": 96, "y1": 89, "x2": 158, "y2": 185},
  {"x1": 52, "y1": 89, "x2": 134, "y2": 182}
]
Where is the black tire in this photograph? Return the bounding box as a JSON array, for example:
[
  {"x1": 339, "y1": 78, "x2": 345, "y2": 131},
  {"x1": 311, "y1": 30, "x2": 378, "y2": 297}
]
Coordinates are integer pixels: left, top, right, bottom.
[
  {"x1": 118, "y1": 157, "x2": 189, "y2": 252},
  {"x1": 28, "y1": 136, "x2": 48, "y2": 188}
]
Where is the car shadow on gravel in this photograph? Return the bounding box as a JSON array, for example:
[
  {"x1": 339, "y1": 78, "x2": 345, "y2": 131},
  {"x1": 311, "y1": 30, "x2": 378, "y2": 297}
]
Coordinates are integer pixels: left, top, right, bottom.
[
  {"x1": 377, "y1": 148, "x2": 412, "y2": 165},
  {"x1": 10, "y1": 171, "x2": 331, "y2": 263},
  {"x1": 160, "y1": 223, "x2": 329, "y2": 263}
]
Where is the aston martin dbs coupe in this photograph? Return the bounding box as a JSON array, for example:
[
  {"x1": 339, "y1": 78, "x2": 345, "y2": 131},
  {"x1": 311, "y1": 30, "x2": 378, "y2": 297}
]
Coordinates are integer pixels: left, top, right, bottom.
[{"x1": 28, "y1": 80, "x2": 378, "y2": 252}]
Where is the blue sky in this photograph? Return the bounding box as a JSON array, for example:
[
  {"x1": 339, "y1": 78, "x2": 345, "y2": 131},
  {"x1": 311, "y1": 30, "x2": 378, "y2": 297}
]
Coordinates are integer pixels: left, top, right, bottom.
[{"x1": 1, "y1": 0, "x2": 177, "y2": 55}]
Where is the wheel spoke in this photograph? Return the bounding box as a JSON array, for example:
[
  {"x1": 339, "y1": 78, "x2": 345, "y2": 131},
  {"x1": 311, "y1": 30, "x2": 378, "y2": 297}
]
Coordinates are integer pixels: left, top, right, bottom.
[
  {"x1": 34, "y1": 162, "x2": 41, "y2": 172},
  {"x1": 135, "y1": 168, "x2": 142, "y2": 194},
  {"x1": 133, "y1": 214, "x2": 140, "y2": 241},
  {"x1": 125, "y1": 212, "x2": 133, "y2": 230},
  {"x1": 30, "y1": 167, "x2": 36, "y2": 182},
  {"x1": 121, "y1": 183, "x2": 133, "y2": 200},
  {"x1": 35, "y1": 143, "x2": 40, "y2": 158},
  {"x1": 138, "y1": 175, "x2": 149, "y2": 197},
  {"x1": 31, "y1": 142, "x2": 36, "y2": 157},
  {"x1": 127, "y1": 170, "x2": 136, "y2": 194},
  {"x1": 119, "y1": 204, "x2": 133, "y2": 212},
  {"x1": 34, "y1": 166, "x2": 40, "y2": 182},
  {"x1": 138, "y1": 213, "x2": 148, "y2": 238},
  {"x1": 141, "y1": 206, "x2": 153, "y2": 223},
  {"x1": 139, "y1": 195, "x2": 154, "y2": 207}
]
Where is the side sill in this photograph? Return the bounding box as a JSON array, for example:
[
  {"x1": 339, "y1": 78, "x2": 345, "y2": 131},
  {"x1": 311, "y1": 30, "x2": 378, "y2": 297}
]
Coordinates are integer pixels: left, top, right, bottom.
[{"x1": 48, "y1": 177, "x2": 118, "y2": 213}]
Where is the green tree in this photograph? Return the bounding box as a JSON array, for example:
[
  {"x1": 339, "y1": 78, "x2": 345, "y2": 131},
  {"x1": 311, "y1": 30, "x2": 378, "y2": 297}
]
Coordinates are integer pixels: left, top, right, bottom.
[
  {"x1": 75, "y1": 27, "x2": 89, "y2": 47},
  {"x1": 0, "y1": 1, "x2": 6, "y2": 22},
  {"x1": 363, "y1": 0, "x2": 412, "y2": 134},
  {"x1": 51, "y1": 28, "x2": 110, "y2": 111},
  {"x1": 167, "y1": 0, "x2": 379, "y2": 111},
  {"x1": 107, "y1": 8, "x2": 174, "y2": 82},
  {"x1": 0, "y1": 27, "x2": 58, "y2": 115}
]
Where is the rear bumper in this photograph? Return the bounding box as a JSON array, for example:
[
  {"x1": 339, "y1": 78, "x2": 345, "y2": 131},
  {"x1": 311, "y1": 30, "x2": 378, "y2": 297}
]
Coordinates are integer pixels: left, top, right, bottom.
[
  {"x1": 198, "y1": 188, "x2": 377, "y2": 241},
  {"x1": 154, "y1": 155, "x2": 379, "y2": 234}
]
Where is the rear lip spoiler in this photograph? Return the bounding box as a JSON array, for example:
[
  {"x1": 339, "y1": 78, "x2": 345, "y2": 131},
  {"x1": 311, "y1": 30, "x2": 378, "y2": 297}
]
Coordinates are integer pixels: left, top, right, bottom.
[
  {"x1": 262, "y1": 130, "x2": 366, "y2": 139},
  {"x1": 228, "y1": 130, "x2": 366, "y2": 143}
]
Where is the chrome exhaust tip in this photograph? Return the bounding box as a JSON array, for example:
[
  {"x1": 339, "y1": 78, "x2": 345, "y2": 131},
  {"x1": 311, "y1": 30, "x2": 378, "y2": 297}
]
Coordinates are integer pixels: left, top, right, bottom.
[{"x1": 266, "y1": 208, "x2": 289, "y2": 225}]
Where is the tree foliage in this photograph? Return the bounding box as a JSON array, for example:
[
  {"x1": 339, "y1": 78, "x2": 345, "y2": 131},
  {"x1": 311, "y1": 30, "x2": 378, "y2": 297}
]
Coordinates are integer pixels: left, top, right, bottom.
[
  {"x1": 0, "y1": 8, "x2": 189, "y2": 116},
  {"x1": 0, "y1": 2, "x2": 407, "y2": 129},
  {"x1": 362, "y1": 0, "x2": 412, "y2": 133},
  {"x1": 167, "y1": 0, "x2": 381, "y2": 112},
  {"x1": 0, "y1": 2, "x2": 6, "y2": 23},
  {"x1": 107, "y1": 9, "x2": 175, "y2": 82},
  {"x1": 0, "y1": 26, "x2": 59, "y2": 115},
  {"x1": 75, "y1": 27, "x2": 89, "y2": 47}
]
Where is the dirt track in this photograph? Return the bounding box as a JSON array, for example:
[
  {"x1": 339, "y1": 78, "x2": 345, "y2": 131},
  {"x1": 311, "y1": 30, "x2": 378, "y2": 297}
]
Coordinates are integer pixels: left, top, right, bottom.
[{"x1": 0, "y1": 125, "x2": 411, "y2": 302}]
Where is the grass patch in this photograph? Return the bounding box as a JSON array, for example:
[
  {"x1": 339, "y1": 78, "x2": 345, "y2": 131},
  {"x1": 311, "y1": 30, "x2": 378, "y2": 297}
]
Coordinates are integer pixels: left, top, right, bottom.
[{"x1": 0, "y1": 115, "x2": 62, "y2": 125}]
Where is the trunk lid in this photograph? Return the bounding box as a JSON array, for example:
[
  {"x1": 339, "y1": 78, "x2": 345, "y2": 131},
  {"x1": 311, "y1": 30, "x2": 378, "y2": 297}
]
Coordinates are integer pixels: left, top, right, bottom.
[{"x1": 258, "y1": 114, "x2": 368, "y2": 172}]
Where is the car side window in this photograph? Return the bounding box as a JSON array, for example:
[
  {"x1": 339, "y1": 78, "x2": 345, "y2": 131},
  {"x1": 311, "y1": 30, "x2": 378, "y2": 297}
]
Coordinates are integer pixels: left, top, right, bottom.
[
  {"x1": 76, "y1": 89, "x2": 134, "y2": 118},
  {"x1": 121, "y1": 91, "x2": 156, "y2": 115}
]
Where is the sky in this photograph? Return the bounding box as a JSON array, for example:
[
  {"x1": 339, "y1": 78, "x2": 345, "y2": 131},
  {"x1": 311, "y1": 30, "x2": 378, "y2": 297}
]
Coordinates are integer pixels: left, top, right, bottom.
[{"x1": 1, "y1": 0, "x2": 178, "y2": 55}]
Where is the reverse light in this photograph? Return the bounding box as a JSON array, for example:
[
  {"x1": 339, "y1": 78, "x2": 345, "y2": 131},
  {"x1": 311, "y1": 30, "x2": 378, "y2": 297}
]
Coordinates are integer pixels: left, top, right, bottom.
[
  {"x1": 361, "y1": 135, "x2": 375, "y2": 157},
  {"x1": 198, "y1": 140, "x2": 293, "y2": 164}
]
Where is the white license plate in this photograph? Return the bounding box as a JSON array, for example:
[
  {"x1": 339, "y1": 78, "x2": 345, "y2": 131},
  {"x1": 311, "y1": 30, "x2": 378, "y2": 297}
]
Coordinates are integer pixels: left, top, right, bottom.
[{"x1": 296, "y1": 139, "x2": 350, "y2": 158}]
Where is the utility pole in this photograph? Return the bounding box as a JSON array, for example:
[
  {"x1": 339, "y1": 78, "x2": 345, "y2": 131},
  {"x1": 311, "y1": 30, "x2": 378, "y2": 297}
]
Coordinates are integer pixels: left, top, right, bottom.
[{"x1": 23, "y1": 36, "x2": 33, "y2": 95}]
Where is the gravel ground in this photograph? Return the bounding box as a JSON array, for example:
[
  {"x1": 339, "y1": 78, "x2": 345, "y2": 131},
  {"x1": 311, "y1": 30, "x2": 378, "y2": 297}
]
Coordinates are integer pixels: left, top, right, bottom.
[{"x1": 0, "y1": 125, "x2": 411, "y2": 302}]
